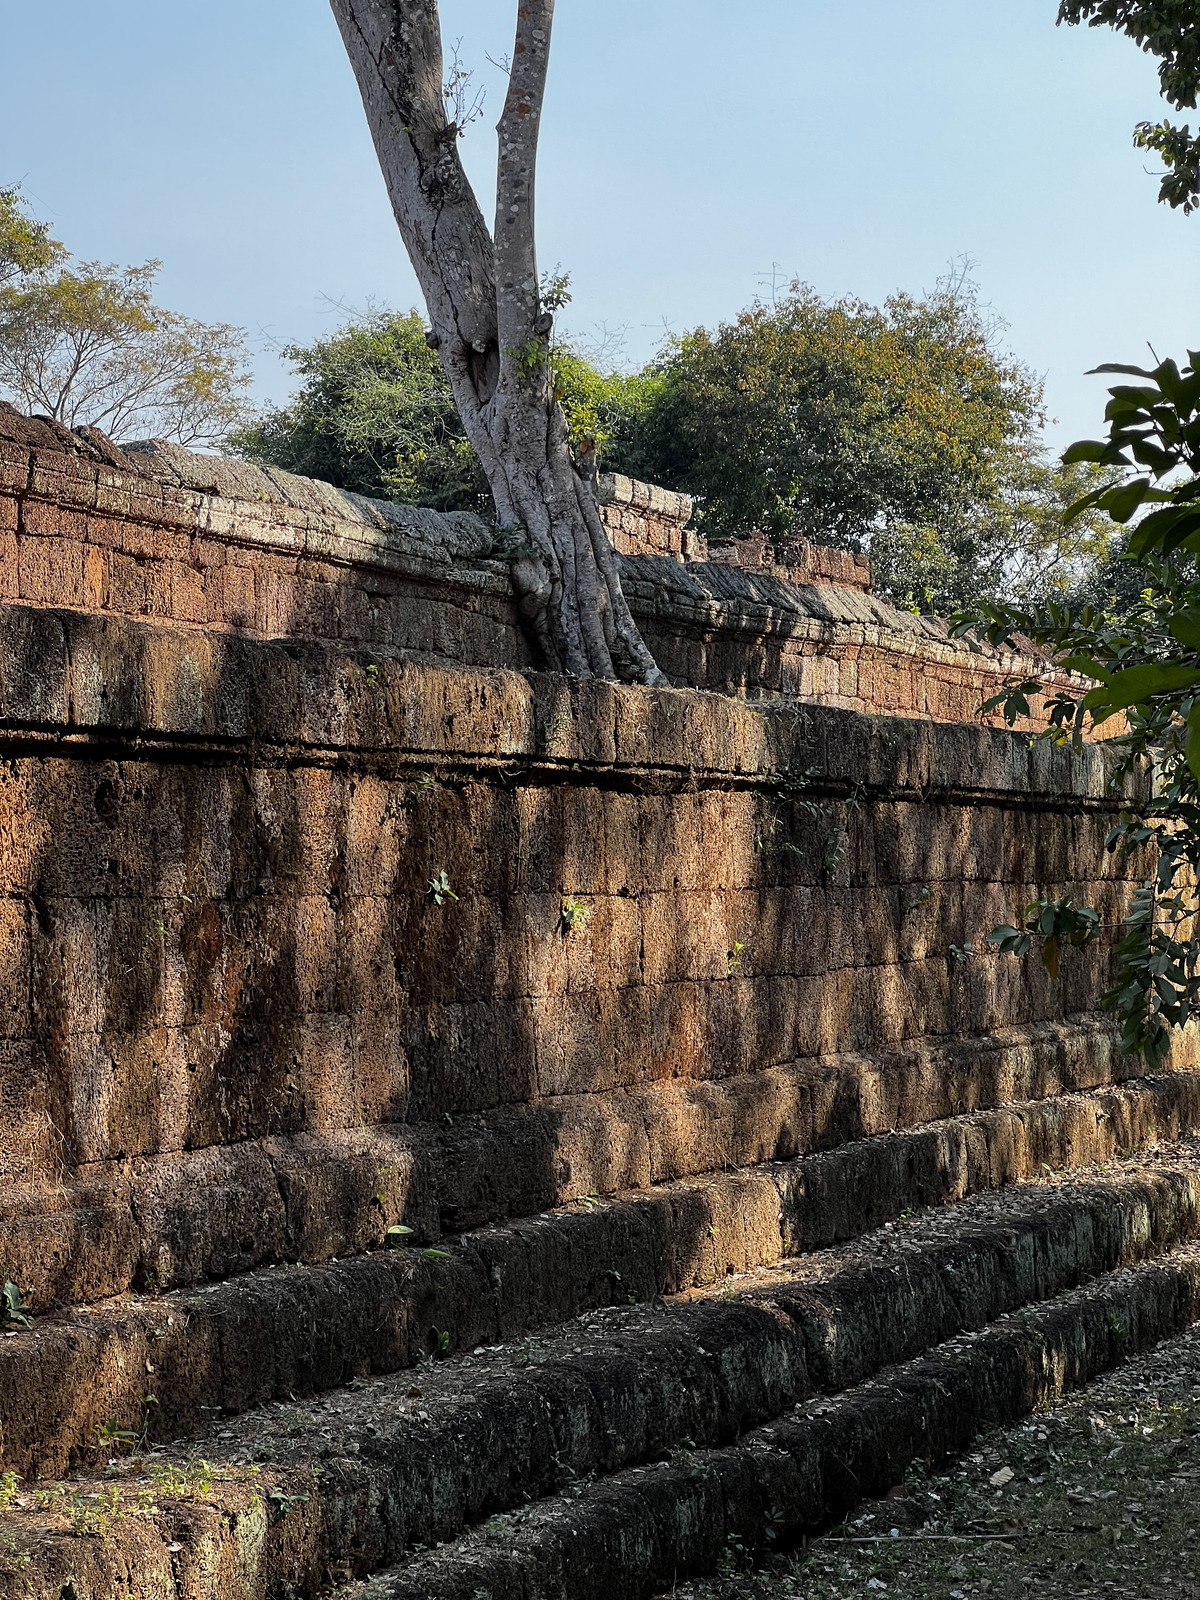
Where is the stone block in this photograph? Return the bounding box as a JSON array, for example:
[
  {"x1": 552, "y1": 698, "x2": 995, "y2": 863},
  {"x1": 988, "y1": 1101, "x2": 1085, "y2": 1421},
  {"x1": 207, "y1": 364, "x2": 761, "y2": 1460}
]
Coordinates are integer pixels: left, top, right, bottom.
[
  {"x1": 105, "y1": 548, "x2": 148, "y2": 615},
  {"x1": 406, "y1": 996, "x2": 537, "y2": 1118},
  {"x1": 17, "y1": 533, "x2": 87, "y2": 609},
  {"x1": 168, "y1": 558, "x2": 208, "y2": 623},
  {"x1": 208, "y1": 561, "x2": 255, "y2": 628},
  {"x1": 0, "y1": 605, "x2": 68, "y2": 724}
]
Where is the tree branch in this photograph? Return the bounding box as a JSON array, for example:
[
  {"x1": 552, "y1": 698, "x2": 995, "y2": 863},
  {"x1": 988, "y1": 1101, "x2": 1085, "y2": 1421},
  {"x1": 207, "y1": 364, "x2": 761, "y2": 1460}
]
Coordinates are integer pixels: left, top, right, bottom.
[
  {"x1": 494, "y1": 0, "x2": 553, "y2": 358},
  {"x1": 329, "y1": 0, "x2": 499, "y2": 389}
]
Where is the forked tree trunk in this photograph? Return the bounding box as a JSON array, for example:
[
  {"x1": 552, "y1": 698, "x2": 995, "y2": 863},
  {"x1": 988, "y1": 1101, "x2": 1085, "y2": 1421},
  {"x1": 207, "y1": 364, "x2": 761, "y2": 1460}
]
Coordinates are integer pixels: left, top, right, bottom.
[{"x1": 329, "y1": 0, "x2": 667, "y2": 685}]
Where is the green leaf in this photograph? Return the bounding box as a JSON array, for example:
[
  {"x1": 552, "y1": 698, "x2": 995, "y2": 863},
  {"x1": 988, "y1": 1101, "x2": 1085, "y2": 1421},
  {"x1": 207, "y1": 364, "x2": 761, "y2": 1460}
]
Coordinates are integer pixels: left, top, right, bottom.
[
  {"x1": 1059, "y1": 653, "x2": 1110, "y2": 681},
  {"x1": 1, "y1": 1280, "x2": 31, "y2": 1329},
  {"x1": 1170, "y1": 609, "x2": 1200, "y2": 651},
  {"x1": 1088, "y1": 362, "x2": 1158, "y2": 380},
  {"x1": 1062, "y1": 486, "x2": 1115, "y2": 524},
  {"x1": 1185, "y1": 705, "x2": 1200, "y2": 783},
  {"x1": 1126, "y1": 505, "x2": 1200, "y2": 559},
  {"x1": 1101, "y1": 478, "x2": 1154, "y2": 524},
  {"x1": 1082, "y1": 661, "x2": 1200, "y2": 717},
  {"x1": 1153, "y1": 359, "x2": 1184, "y2": 399},
  {"x1": 1129, "y1": 437, "x2": 1177, "y2": 475},
  {"x1": 1060, "y1": 439, "x2": 1109, "y2": 465},
  {"x1": 1106, "y1": 385, "x2": 1161, "y2": 407},
  {"x1": 1175, "y1": 372, "x2": 1200, "y2": 417}
]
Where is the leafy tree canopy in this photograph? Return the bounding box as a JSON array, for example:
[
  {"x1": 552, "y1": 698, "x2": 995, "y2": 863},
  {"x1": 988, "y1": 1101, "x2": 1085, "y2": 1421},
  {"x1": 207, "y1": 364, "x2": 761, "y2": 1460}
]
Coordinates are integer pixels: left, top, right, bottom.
[
  {"x1": 866, "y1": 457, "x2": 1122, "y2": 615},
  {"x1": 1059, "y1": 1, "x2": 1200, "y2": 211},
  {"x1": 233, "y1": 305, "x2": 645, "y2": 516},
  {"x1": 0, "y1": 193, "x2": 251, "y2": 448},
  {"x1": 605, "y1": 276, "x2": 1110, "y2": 614},
  {"x1": 0, "y1": 188, "x2": 62, "y2": 287},
  {"x1": 232, "y1": 309, "x2": 491, "y2": 513},
  {"x1": 609, "y1": 277, "x2": 1044, "y2": 551}
]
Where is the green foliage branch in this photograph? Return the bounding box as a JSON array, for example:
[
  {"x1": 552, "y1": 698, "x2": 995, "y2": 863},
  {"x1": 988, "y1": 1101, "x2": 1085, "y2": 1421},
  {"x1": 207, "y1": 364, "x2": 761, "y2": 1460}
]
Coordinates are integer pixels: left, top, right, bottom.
[
  {"x1": 988, "y1": 897, "x2": 1102, "y2": 979},
  {"x1": 1059, "y1": 1, "x2": 1200, "y2": 211},
  {"x1": 0, "y1": 187, "x2": 63, "y2": 287},
  {"x1": 954, "y1": 352, "x2": 1200, "y2": 1062}
]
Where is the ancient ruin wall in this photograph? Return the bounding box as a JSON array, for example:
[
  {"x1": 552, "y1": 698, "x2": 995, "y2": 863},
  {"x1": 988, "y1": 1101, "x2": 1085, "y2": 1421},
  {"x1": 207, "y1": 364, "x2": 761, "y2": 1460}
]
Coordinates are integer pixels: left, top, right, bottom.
[
  {"x1": 0, "y1": 411, "x2": 1081, "y2": 730},
  {"x1": 0, "y1": 412, "x2": 1160, "y2": 1332},
  {"x1": 0, "y1": 598, "x2": 1161, "y2": 1315}
]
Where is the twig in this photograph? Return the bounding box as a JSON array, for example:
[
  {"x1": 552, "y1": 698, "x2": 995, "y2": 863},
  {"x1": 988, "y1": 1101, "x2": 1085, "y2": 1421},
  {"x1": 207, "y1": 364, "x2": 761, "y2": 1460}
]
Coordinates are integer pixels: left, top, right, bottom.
[{"x1": 821, "y1": 1532, "x2": 1022, "y2": 1544}]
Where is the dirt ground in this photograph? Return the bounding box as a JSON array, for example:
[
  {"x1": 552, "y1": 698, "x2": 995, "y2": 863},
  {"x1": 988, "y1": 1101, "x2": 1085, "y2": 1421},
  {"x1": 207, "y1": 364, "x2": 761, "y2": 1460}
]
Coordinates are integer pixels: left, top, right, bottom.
[{"x1": 665, "y1": 1319, "x2": 1200, "y2": 1600}]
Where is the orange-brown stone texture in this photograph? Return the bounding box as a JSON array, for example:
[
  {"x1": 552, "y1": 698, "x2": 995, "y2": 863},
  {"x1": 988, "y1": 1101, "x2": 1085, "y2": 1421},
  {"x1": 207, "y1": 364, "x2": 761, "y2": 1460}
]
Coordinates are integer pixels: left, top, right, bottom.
[{"x1": 0, "y1": 409, "x2": 1178, "y2": 1498}]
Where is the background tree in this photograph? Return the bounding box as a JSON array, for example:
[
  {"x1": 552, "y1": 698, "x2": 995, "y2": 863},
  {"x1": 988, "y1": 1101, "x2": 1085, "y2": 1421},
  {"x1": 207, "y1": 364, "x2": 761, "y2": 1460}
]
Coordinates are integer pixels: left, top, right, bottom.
[
  {"x1": 611, "y1": 277, "x2": 1044, "y2": 553},
  {"x1": 328, "y1": 0, "x2": 665, "y2": 685},
  {"x1": 606, "y1": 275, "x2": 1118, "y2": 614},
  {"x1": 1059, "y1": 1, "x2": 1200, "y2": 212},
  {"x1": 0, "y1": 253, "x2": 250, "y2": 449},
  {"x1": 233, "y1": 301, "x2": 642, "y2": 517},
  {"x1": 233, "y1": 308, "x2": 492, "y2": 511},
  {"x1": 0, "y1": 187, "x2": 62, "y2": 287},
  {"x1": 865, "y1": 458, "x2": 1120, "y2": 614}
]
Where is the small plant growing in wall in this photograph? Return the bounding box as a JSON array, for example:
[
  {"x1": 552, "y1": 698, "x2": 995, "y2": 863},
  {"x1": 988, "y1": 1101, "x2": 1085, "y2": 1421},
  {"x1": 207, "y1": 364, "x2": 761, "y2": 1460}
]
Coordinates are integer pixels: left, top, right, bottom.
[
  {"x1": 427, "y1": 871, "x2": 458, "y2": 907},
  {"x1": 1, "y1": 1280, "x2": 31, "y2": 1330},
  {"x1": 727, "y1": 941, "x2": 746, "y2": 976},
  {"x1": 94, "y1": 1419, "x2": 142, "y2": 1457},
  {"x1": 560, "y1": 899, "x2": 591, "y2": 936},
  {"x1": 267, "y1": 1487, "x2": 310, "y2": 1523},
  {"x1": 402, "y1": 772, "x2": 440, "y2": 813},
  {"x1": 823, "y1": 825, "x2": 849, "y2": 880}
]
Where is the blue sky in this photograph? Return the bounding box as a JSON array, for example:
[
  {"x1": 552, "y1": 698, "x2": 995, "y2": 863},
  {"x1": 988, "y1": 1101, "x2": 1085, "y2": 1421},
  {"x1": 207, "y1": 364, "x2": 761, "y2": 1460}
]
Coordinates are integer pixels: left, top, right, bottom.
[{"x1": 1, "y1": 1, "x2": 1196, "y2": 448}]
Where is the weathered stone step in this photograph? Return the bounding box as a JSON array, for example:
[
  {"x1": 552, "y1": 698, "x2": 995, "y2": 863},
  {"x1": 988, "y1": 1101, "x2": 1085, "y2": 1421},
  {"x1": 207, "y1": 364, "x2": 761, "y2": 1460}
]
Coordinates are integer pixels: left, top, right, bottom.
[
  {"x1": 365, "y1": 1244, "x2": 1200, "y2": 1600},
  {"x1": 5, "y1": 1069, "x2": 1200, "y2": 1478},
  {"x1": 6, "y1": 1145, "x2": 1200, "y2": 1598}
]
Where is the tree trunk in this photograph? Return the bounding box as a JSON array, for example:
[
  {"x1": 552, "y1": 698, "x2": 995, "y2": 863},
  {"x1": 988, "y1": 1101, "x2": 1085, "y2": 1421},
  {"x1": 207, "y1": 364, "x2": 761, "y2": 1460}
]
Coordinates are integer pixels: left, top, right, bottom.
[{"x1": 328, "y1": 0, "x2": 667, "y2": 685}]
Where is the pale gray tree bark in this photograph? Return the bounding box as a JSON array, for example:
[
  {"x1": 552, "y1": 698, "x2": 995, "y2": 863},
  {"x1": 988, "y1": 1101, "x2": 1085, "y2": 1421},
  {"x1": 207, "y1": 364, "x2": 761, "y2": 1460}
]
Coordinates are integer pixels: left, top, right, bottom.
[{"x1": 329, "y1": 0, "x2": 667, "y2": 684}]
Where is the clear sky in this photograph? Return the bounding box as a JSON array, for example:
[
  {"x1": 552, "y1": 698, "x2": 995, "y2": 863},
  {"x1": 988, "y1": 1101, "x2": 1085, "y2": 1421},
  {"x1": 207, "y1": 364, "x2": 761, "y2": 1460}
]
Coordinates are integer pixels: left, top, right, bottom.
[{"x1": 1, "y1": 1, "x2": 1195, "y2": 449}]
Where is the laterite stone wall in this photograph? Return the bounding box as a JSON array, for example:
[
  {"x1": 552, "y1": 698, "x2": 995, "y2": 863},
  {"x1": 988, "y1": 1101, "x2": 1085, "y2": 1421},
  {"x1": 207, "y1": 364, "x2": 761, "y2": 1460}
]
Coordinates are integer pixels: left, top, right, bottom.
[
  {"x1": 0, "y1": 600, "x2": 1168, "y2": 1318},
  {"x1": 0, "y1": 407, "x2": 1083, "y2": 729},
  {"x1": 0, "y1": 410, "x2": 1162, "y2": 1343}
]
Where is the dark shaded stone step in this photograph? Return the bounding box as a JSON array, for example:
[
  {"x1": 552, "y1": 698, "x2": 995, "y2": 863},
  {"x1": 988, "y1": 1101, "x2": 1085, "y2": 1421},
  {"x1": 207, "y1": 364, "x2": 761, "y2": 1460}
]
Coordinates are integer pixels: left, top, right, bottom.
[
  {"x1": 6, "y1": 1144, "x2": 1200, "y2": 1597},
  {"x1": 358, "y1": 1245, "x2": 1200, "y2": 1600},
  {"x1": 0, "y1": 1015, "x2": 1137, "y2": 1313},
  {"x1": 4, "y1": 1069, "x2": 1199, "y2": 1479}
]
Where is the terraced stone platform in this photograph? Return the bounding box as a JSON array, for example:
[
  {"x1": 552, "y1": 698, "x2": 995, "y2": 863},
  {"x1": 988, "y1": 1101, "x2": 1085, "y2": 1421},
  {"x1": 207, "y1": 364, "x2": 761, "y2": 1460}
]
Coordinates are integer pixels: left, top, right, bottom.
[
  {"x1": 0, "y1": 422, "x2": 1196, "y2": 1599},
  {"x1": 8, "y1": 1128, "x2": 1200, "y2": 1598}
]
